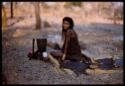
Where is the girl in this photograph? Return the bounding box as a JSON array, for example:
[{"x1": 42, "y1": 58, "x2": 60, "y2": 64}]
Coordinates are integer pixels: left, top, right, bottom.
[{"x1": 50, "y1": 17, "x2": 92, "y2": 63}]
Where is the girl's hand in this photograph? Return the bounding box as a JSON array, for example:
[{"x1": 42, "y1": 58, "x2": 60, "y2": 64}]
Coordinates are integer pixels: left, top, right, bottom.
[{"x1": 62, "y1": 54, "x2": 66, "y2": 61}]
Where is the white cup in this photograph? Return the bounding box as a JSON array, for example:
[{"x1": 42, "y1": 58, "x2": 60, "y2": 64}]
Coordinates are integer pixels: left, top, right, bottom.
[{"x1": 42, "y1": 52, "x2": 48, "y2": 58}]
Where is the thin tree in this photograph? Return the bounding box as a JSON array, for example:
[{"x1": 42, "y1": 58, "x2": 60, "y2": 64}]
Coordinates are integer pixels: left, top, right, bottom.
[
  {"x1": 2, "y1": 3, "x2": 7, "y2": 30},
  {"x1": 10, "y1": 2, "x2": 13, "y2": 18},
  {"x1": 34, "y1": 2, "x2": 41, "y2": 30}
]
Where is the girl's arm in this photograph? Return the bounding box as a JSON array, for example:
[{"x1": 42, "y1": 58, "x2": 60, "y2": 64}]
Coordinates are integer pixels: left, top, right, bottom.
[{"x1": 62, "y1": 31, "x2": 71, "y2": 60}]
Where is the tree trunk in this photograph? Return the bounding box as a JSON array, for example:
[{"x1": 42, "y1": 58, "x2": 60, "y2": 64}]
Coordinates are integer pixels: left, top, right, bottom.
[
  {"x1": 10, "y1": 2, "x2": 13, "y2": 18},
  {"x1": 34, "y1": 2, "x2": 41, "y2": 30},
  {"x1": 2, "y1": 4, "x2": 7, "y2": 30},
  {"x1": 113, "y1": 8, "x2": 117, "y2": 24}
]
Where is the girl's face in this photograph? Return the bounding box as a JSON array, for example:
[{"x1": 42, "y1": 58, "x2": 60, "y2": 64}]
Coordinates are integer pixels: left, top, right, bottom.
[{"x1": 63, "y1": 21, "x2": 70, "y2": 30}]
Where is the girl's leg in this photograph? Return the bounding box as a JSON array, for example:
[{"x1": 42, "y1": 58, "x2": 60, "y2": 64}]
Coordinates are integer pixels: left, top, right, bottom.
[
  {"x1": 50, "y1": 50, "x2": 63, "y2": 61},
  {"x1": 48, "y1": 54, "x2": 65, "y2": 73}
]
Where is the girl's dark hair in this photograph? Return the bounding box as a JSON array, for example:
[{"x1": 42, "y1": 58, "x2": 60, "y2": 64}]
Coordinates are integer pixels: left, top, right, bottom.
[{"x1": 62, "y1": 17, "x2": 74, "y2": 40}]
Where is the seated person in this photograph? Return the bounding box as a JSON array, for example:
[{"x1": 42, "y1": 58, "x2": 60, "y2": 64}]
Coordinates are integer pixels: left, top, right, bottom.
[{"x1": 50, "y1": 17, "x2": 92, "y2": 63}]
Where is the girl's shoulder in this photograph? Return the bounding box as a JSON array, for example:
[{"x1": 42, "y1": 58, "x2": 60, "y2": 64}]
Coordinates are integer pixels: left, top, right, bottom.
[
  {"x1": 67, "y1": 29, "x2": 76, "y2": 37},
  {"x1": 67, "y1": 29, "x2": 74, "y2": 33}
]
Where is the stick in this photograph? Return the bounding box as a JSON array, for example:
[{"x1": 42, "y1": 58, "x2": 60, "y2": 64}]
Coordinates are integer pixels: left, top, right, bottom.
[
  {"x1": 29, "y1": 39, "x2": 35, "y2": 60},
  {"x1": 48, "y1": 54, "x2": 60, "y2": 67}
]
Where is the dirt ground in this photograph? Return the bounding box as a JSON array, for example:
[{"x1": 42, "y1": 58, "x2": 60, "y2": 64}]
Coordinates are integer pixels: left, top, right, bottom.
[{"x1": 2, "y1": 4, "x2": 123, "y2": 84}]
